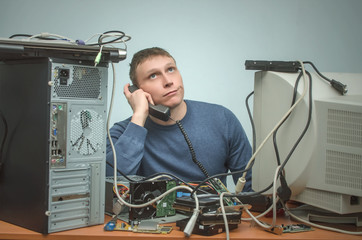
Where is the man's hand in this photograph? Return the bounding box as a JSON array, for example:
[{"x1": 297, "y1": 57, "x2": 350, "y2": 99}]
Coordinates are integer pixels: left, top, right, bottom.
[{"x1": 123, "y1": 83, "x2": 154, "y2": 127}]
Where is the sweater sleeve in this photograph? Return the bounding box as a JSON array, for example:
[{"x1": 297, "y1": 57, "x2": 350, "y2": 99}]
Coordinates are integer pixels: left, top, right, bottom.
[
  {"x1": 225, "y1": 109, "x2": 253, "y2": 192},
  {"x1": 106, "y1": 121, "x2": 147, "y2": 176}
]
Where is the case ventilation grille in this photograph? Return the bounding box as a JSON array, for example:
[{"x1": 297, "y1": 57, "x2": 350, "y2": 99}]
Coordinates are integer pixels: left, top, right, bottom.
[
  {"x1": 325, "y1": 108, "x2": 362, "y2": 190},
  {"x1": 70, "y1": 109, "x2": 105, "y2": 156},
  {"x1": 54, "y1": 66, "x2": 101, "y2": 99}
]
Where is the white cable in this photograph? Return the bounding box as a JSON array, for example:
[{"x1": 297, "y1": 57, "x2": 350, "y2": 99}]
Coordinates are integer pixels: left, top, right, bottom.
[
  {"x1": 219, "y1": 192, "x2": 232, "y2": 240},
  {"x1": 107, "y1": 62, "x2": 119, "y2": 200},
  {"x1": 241, "y1": 166, "x2": 281, "y2": 229},
  {"x1": 222, "y1": 166, "x2": 283, "y2": 239},
  {"x1": 83, "y1": 33, "x2": 100, "y2": 43},
  {"x1": 28, "y1": 32, "x2": 76, "y2": 43},
  {"x1": 284, "y1": 203, "x2": 362, "y2": 235},
  {"x1": 220, "y1": 191, "x2": 279, "y2": 240},
  {"x1": 237, "y1": 60, "x2": 309, "y2": 192},
  {"x1": 26, "y1": 32, "x2": 131, "y2": 46},
  {"x1": 244, "y1": 207, "x2": 272, "y2": 229},
  {"x1": 241, "y1": 197, "x2": 277, "y2": 221},
  {"x1": 148, "y1": 174, "x2": 174, "y2": 181}
]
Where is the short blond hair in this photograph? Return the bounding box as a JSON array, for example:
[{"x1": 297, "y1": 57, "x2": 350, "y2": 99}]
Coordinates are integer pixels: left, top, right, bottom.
[{"x1": 129, "y1": 47, "x2": 175, "y2": 85}]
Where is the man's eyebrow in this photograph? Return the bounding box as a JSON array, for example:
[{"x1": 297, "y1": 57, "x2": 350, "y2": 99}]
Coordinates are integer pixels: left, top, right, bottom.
[
  {"x1": 165, "y1": 62, "x2": 176, "y2": 67},
  {"x1": 145, "y1": 68, "x2": 160, "y2": 76},
  {"x1": 145, "y1": 62, "x2": 176, "y2": 75}
]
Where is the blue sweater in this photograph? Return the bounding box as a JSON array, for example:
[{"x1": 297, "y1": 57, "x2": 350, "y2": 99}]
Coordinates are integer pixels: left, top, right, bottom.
[{"x1": 106, "y1": 100, "x2": 252, "y2": 191}]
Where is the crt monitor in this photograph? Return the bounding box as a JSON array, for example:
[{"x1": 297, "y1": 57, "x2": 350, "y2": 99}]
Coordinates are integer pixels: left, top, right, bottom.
[{"x1": 251, "y1": 70, "x2": 362, "y2": 215}]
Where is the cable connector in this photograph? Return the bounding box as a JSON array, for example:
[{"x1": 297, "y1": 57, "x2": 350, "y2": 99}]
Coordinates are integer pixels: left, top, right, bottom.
[
  {"x1": 112, "y1": 199, "x2": 125, "y2": 215},
  {"x1": 76, "y1": 39, "x2": 85, "y2": 45},
  {"x1": 235, "y1": 177, "x2": 246, "y2": 194},
  {"x1": 331, "y1": 79, "x2": 348, "y2": 95},
  {"x1": 39, "y1": 32, "x2": 51, "y2": 38},
  {"x1": 183, "y1": 209, "x2": 199, "y2": 237},
  {"x1": 277, "y1": 175, "x2": 291, "y2": 202},
  {"x1": 94, "y1": 51, "x2": 102, "y2": 67}
]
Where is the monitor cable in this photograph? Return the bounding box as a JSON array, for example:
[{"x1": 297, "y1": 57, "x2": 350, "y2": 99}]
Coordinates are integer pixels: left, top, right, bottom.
[{"x1": 303, "y1": 61, "x2": 347, "y2": 95}]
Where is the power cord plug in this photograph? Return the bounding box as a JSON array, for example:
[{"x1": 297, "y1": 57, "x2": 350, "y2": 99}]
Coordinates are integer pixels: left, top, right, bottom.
[
  {"x1": 112, "y1": 199, "x2": 125, "y2": 216},
  {"x1": 183, "y1": 209, "x2": 200, "y2": 237},
  {"x1": 235, "y1": 177, "x2": 246, "y2": 194},
  {"x1": 277, "y1": 175, "x2": 291, "y2": 202}
]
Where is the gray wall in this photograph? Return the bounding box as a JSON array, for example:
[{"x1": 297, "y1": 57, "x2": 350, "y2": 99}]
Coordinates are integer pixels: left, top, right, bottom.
[{"x1": 1, "y1": 0, "x2": 361, "y2": 155}]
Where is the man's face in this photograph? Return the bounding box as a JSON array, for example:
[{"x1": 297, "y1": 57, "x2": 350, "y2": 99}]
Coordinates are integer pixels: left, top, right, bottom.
[{"x1": 136, "y1": 55, "x2": 184, "y2": 108}]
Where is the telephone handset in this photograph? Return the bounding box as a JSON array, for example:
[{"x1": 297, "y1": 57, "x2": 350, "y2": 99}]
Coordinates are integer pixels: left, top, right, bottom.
[{"x1": 128, "y1": 85, "x2": 170, "y2": 121}]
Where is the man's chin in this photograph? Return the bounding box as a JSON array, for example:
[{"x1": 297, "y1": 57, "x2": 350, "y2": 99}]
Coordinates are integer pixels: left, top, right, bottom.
[{"x1": 168, "y1": 99, "x2": 185, "y2": 108}]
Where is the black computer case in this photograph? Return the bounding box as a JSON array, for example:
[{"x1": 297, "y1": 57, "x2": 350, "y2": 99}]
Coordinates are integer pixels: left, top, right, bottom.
[{"x1": 0, "y1": 57, "x2": 108, "y2": 233}]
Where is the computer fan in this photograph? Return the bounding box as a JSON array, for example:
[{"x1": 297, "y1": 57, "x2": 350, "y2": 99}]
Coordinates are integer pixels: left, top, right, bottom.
[{"x1": 70, "y1": 109, "x2": 105, "y2": 156}]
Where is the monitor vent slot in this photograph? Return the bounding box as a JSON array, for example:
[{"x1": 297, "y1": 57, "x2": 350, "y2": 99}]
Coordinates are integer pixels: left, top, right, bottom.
[
  {"x1": 54, "y1": 66, "x2": 101, "y2": 99},
  {"x1": 294, "y1": 188, "x2": 342, "y2": 212},
  {"x1": 325, "y1": 150, "x2": 362, "y2": 190},
  {"x1": 327, "y1": 109, "x2": 362, "y2": 148}
]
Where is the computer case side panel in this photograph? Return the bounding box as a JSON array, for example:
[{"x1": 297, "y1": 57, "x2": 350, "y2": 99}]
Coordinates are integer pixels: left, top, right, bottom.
[{"x1": 0, "y1": 58, "x2": 51, "y2": 233}]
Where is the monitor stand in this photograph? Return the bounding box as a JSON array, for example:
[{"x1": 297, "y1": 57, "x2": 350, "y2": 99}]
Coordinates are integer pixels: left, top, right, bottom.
[{"x1": 288, "y1": 204, "x2": 362, "y2": 227}]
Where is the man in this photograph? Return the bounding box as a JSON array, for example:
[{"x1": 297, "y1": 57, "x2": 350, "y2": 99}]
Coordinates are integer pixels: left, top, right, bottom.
[{"x1": 106, "y1": 47, "x2": 252, "y2": 191}]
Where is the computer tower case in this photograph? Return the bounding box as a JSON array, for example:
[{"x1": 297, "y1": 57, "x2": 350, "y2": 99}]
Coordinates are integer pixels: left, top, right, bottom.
[{"x1": 0, "y1": 57, "x2": 107, "y2": 233}]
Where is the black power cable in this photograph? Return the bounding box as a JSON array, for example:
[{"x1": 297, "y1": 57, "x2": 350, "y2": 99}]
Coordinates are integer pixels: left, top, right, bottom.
[
  {"x1": 279, "y1": 71, "x2": 313, "y2": 174},
  {"x1": 246, "y1": 91, "x2": 256, "y2": 153},
  {"x1": 87, "y1": 30, "x2": 131, "y2": 47},
  {"x1": 9, "y1": 34, "x2": 32, "y2": 38},
  {"x1": 273, "y1": 72, "x2": 304, "y2": 166},
  {"x1": 276, "y1": 70, "x2": 313, "y2": 202}
]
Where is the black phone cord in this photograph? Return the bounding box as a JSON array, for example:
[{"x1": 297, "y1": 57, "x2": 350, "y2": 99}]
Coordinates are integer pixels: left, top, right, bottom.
[{"x1": 175, "y1": 120, "x2": 210, "y2": 178}]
